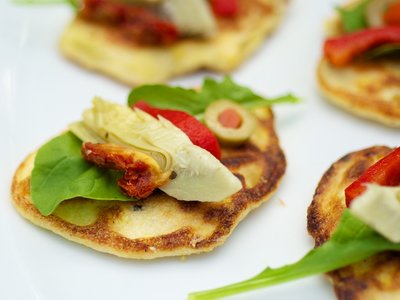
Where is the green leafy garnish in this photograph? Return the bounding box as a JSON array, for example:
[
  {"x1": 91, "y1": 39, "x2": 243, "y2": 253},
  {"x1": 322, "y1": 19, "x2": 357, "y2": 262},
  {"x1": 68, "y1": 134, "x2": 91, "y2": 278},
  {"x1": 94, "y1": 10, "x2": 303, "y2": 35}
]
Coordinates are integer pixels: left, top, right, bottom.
[
  {"x1": 188, "y1": 210, "x2": 400, "y2": 300},
  {"x1": 13, "y1": 0, "x2": 79, "y2": 9},
  {"x1": 129, "y1": 85, "x2": 203, "y2": 115},
  {"x1": 363, "y1": 43, "x2": 400, "y2": 60},
  {"x1": 336, "y1": 0, "x2": 370, "y2": 33},
  {"x1": 128, "y1": 76, "x2": 300, "y2": 118},
  {"x1": 31, "y1": 132, "x2": 132, "y2": 216}
]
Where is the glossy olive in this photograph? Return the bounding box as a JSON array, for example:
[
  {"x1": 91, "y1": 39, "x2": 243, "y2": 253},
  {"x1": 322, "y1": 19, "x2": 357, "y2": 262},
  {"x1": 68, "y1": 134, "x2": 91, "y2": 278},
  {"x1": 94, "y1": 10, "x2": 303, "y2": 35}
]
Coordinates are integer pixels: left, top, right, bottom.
[{"x1": 204, "y1": 100, "x2": 256, "y2": 146}]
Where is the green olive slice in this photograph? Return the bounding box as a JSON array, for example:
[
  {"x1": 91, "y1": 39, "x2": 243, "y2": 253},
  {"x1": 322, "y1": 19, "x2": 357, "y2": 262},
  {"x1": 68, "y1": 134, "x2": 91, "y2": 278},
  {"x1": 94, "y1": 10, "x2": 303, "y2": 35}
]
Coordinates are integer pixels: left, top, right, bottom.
[{"x1": 204, "y1": 100, "x2": 256, "y2": 146}]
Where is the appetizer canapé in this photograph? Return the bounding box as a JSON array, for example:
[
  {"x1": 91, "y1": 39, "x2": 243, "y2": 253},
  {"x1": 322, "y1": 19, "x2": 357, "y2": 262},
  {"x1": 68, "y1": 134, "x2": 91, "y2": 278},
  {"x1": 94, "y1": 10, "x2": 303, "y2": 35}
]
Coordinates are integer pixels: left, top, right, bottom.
[
  {"x1": 11, "y1": 78, "x2": 293, "y2": 259},
  {"x1": 189, "y1": 146, "x2": 400, "y2": 299},
  {"x1": 308, "y1": 146, "x2": 400, "y2": 300},
  {"x1": 60, "y1": 0, "x2": 288, "y2": 85},
  {"x1": 317, "y1": 0, "x2": 400, "y2": 127}
]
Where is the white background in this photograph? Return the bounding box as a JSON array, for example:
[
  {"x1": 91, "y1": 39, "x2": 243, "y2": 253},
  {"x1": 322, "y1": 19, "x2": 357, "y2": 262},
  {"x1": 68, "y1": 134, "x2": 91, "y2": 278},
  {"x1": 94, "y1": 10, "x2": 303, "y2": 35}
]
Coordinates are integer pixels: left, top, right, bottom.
[{"x1": 0, "y1": 0, "x2": 398, "y2": 299}]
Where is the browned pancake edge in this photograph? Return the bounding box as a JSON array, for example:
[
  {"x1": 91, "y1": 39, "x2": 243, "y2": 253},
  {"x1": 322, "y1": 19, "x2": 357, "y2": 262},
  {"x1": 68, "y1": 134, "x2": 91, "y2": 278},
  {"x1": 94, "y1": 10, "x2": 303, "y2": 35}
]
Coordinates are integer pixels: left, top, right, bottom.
[
  {"x1": 307, "y1": 146, "x2": 400, "y2": 300},
  {"x1": 317, "y1": 59, "x2": 400, "y2": 127}
]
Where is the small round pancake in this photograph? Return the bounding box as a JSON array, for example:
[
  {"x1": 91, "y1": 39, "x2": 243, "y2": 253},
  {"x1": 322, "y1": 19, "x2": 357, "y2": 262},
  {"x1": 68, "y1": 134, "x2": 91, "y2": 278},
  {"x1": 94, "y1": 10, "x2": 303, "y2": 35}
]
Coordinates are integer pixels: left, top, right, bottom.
[
  {"x1": 11, "y1": 107, "x2": 285, "y2": 259},
  {"x1": 307, "y1": 146, "x2": 400, "y2": 300},
  {"x1": 60, "y1": 0, "x2": 288, "y2": 85},
  {"x1": 317, "y1": 58, "x2": 400, "y2": 127}
]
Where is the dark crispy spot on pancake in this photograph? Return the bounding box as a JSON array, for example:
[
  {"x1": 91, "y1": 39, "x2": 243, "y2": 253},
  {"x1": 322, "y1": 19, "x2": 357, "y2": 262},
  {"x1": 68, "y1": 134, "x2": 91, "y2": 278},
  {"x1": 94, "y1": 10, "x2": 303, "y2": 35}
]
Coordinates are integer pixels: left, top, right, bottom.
[
  {"x1": 169, "y1": 171, "x2": 177, "y2": 180},
  {"x1": 113, "y1": 227, "x2": 195, "y2": 252},
  {"x1": 132, "y1": 204, "x2": 143, "y2": 211},
  {"x1": 222, "y1": 153, "x2": 258, "y2": 168},
  {"x1": 332, "y1": 276, "x2": 368, "y2": 300},
  {"x1": 177, "y1": 201, "x2": 202, "y2": 212},
  {"x1": 384, "y1": 74, "x2": 400, "y2": 86},
  {"x1": 234, "y1": 173, "x2": 246, "y2": 187},
  {"x1": 345, "y1": 159, "x2": 369, "y2": 182},
  {"x1": 328, "y1": 251, "x2": 400, "y2": 300},
  {"x1": 204, "y1": 205, "x2": 232, "y2": 224}
]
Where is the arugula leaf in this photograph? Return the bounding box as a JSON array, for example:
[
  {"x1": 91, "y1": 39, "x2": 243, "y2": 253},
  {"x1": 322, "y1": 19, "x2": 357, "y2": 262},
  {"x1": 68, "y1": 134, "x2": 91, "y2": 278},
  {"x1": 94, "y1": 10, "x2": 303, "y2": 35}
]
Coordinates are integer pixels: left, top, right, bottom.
[
  {"x1": 13, "y1": 0, "x2": 79, "y2": 9},
  {"x1": 128, "y1": 76, "x2": 300, "y2": 118},
  {"x1": 128, "y1": 85, "x2": 204, "y2": 115},
  {"x1": 199, "y1": 76, "x2": 262, "y2": 105},
  {"x1": 188, "y1": 210, "x2": 400, "y2": 300},
  {"x1": 336, "y1": 0, "x2": 370, "y2": 33},
  {"x1": 31, "y1": 132, "x2": 132, "y2": 216},
  {"x1": 363, "y1": 43, "x2": 400, "y2": 60}
]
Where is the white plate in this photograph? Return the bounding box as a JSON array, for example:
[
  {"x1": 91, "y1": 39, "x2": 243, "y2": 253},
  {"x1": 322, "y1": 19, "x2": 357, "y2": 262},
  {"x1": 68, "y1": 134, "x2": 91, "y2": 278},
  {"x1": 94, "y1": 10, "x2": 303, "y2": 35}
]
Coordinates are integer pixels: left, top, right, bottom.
[{"x1": 1, "y1": 1, "x2": 398, "y2": 299}]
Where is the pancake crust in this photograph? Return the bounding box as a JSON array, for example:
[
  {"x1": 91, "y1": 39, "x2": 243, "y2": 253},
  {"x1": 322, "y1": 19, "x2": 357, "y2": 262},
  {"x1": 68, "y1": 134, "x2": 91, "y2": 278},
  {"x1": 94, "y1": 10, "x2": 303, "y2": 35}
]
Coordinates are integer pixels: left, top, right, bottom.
[
  {"x1": 317, "y1": 1, "x2": 400, "y2": 127},
  {"x1": 318, "y1": 58, "x2": 400, "y2": 127},
  {"x1": 307, "y1": 146, "x2": 400, "y2": 300},
  {"x1": 60, "y1": 0, "x2": 288, "y2": 85},
  {"x1": 11, "y1": 107, "x2": 285, "y2": 259}
]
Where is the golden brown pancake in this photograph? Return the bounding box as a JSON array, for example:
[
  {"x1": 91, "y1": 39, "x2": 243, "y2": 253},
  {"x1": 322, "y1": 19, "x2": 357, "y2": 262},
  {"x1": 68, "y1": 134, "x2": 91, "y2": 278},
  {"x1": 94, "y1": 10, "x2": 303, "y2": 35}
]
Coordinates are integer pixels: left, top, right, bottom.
[
  {"x1": 60, "y1": 0, "x2": 288, "y2": 85},
  {"x1": 317, "y1": 3, "x2": 400, "y2": 127},
  {"x1": 318, "y1": 58, "x2": 400, "y2": 127},
  {"x1": 307, "y1": 146, "x2": 400, "y2": 300},
  {"x1": 11, "y1": 107, "x2": 285, "y2": 259}
]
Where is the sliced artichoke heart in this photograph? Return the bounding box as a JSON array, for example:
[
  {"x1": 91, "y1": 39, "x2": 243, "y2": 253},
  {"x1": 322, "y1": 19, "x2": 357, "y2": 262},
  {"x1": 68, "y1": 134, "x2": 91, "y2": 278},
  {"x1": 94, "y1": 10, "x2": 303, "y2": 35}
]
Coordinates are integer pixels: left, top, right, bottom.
[
  {"x1": 160, "y1": 144, "x2": 242, "y2": 202},
  {"x1": 164, "y1": 0, "x2": 216, "y2": 37},
  {"x1": 69, "y1": 98, "x2": 242, "y2": 202},
  {"x1": 69, "y1": 121, "x2": 107, "y2": 144},
  {"x1": 350, "y1": 184, "x2": 400, "y2": 243},
  {"x1": 69, "y1": 98, "x2": 173, "y2": 171}
]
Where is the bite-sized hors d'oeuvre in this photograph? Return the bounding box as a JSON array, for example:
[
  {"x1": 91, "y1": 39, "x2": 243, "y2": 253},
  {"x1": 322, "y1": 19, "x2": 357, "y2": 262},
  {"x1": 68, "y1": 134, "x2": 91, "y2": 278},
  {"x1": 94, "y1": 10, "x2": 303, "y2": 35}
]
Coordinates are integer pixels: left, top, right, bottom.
[
  {"x1": 59, "y1": 0, "x2": 288, "y2": 85},
  {"x1": 317, "y1": 0, "x2": 400, "y2": 127},
  {"x1": 190, "y1": 146, "x2": 400, "y2": 300},
  {"x1": 12, "y1": 77, "x2": 295, "y2": 259}
]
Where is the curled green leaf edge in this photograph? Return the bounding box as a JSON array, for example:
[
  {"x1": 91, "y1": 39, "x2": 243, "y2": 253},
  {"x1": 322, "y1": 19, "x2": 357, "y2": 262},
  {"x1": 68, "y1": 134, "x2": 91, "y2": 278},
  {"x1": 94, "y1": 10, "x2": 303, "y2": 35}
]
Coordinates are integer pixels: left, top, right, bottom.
[{"x1": 188, "y1": 209, "x2": 400, "y2": 300}]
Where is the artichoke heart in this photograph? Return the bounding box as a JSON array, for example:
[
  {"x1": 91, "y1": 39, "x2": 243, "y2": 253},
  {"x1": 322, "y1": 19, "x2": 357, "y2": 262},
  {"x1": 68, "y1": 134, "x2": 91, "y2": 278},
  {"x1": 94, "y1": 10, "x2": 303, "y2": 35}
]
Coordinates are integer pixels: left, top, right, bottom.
[
  {"x1": 350, "y1": 184, "x2": 400, "y2": 243},
  {"x1": 164, "y1": 0, "x2": 217, "y2": 37},
  {"x1": 69, "y1": 98, "x2": 242, "y2": 202}
]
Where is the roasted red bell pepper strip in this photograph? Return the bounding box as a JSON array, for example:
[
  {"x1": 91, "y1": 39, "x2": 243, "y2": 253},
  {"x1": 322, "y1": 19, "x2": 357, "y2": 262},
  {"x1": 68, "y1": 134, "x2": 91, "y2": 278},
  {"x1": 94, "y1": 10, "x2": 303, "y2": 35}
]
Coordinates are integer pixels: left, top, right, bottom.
[
  {"x1": 384, "y1": 1, "x2": 400, "y2": 26},
  {"x1": 345, "y1": 147, "x2": 400, "y2": 207},
  {"x1": 324, "y1": 27, "x2": 400, "y2": 67},
  {"x1": 211, "y1": 0, "x2": 239, "y2": 17},
  {"x1": 133, "y1": 101, "x2": 221, "y2": 159}
]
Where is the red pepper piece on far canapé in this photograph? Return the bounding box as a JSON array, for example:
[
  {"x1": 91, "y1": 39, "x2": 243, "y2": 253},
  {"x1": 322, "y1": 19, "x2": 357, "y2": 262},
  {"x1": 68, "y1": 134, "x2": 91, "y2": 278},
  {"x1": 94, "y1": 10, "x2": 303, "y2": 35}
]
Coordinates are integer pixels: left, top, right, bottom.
[
  {"x1": 324, "y1": 26, "x2": 400, "y2": 67},
  {"x1": 133, "y1": 101, "x2": 221, "y2": 159},
  {"x1": 211, "y1": 0, "x2": 239, "y2": 17},
  {"x1": 384, "y1": 1, "x2": 400, "y2": 26},
  {"x1": 345, "y1": 147, "x2": 400, "y2": 207}
]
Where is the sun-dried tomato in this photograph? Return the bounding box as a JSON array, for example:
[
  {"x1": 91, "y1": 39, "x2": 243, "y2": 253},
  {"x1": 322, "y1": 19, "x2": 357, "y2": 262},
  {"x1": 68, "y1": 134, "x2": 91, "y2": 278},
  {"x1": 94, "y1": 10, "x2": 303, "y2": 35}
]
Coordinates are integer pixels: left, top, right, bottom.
[{"x1": 79, "y1": 0, "x2": 178, "y2": 45}]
